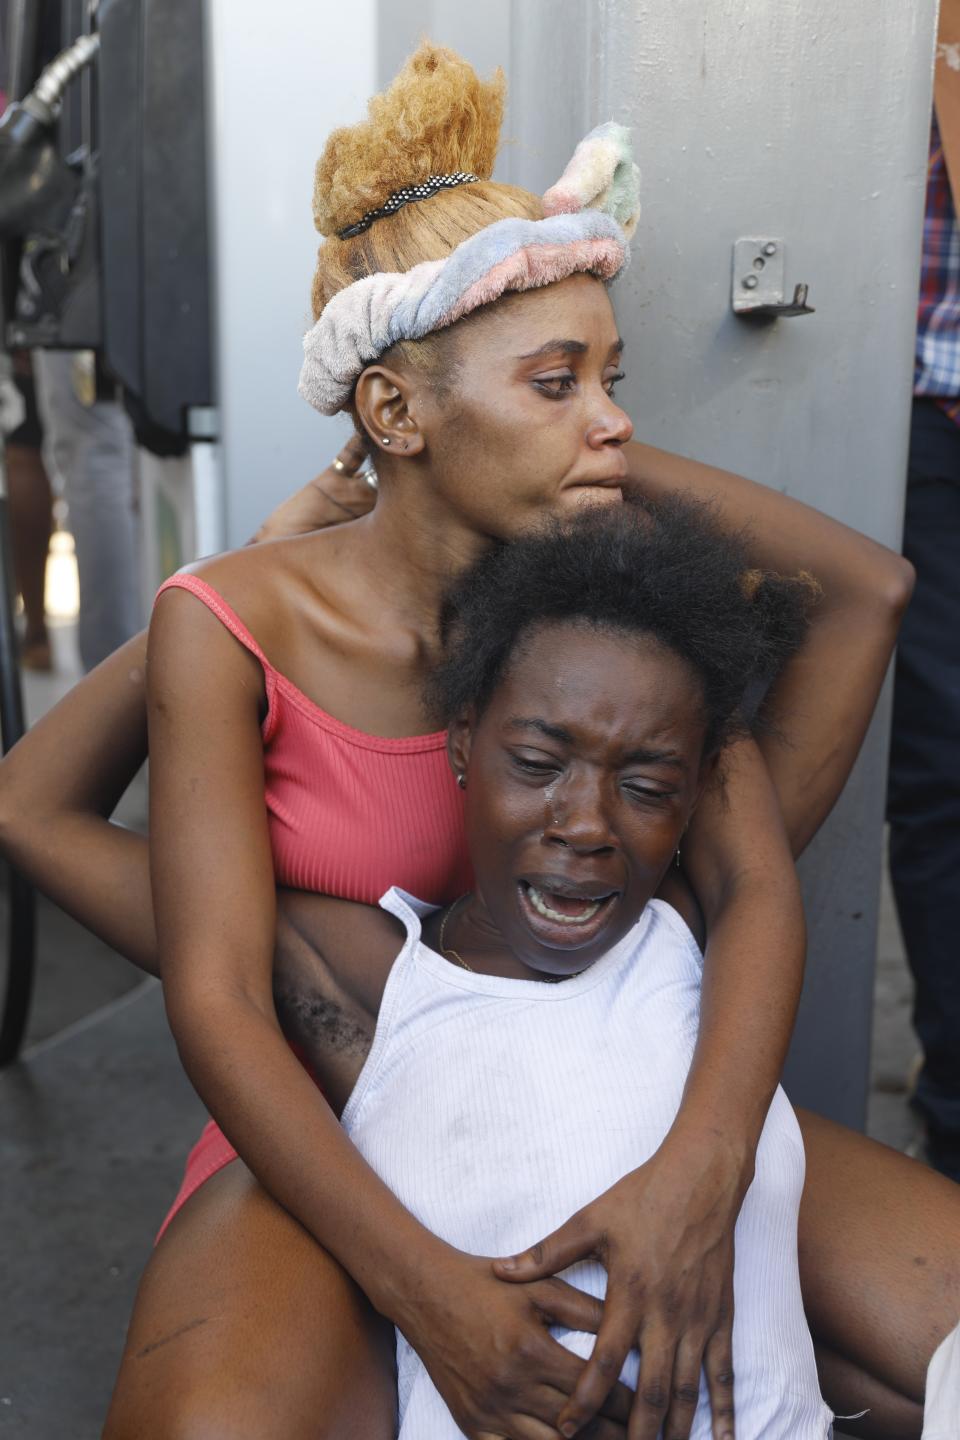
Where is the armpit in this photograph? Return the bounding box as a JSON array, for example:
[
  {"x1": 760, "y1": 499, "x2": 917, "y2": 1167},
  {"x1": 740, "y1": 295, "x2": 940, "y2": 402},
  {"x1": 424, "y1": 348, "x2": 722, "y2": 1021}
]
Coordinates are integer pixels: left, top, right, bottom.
[{"x1": 273, "y1": 979, "x2": 373, "y2": 1059}]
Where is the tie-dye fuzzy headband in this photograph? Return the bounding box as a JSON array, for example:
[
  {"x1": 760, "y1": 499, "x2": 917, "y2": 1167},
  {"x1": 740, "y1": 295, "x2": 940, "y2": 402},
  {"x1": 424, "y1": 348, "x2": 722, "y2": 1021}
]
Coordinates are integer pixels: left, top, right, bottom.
[{"x1": 299, "y1": 121, "x2": 640, "y2": 417}]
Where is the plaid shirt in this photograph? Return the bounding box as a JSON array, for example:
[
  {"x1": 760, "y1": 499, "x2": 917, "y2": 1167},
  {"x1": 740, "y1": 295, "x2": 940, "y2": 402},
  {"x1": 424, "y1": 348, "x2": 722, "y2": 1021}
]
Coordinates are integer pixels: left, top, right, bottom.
[{"x1": 916, "y1": 114, "x2": 960, "y2": 420}]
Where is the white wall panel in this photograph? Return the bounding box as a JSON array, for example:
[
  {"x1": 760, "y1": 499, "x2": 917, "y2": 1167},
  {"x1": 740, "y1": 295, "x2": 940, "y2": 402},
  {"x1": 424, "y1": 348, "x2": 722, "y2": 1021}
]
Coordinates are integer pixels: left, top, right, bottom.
[{"x1": 206, "y1": 0, "x2": 377, "y2": 548}]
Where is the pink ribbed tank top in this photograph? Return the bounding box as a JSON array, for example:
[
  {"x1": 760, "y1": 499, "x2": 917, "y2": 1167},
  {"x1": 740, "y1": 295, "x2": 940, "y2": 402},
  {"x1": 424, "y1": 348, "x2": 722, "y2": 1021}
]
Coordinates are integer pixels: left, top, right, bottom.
[{"x1": 154, "y1": 573, "x2": 472, "y2": 1234}]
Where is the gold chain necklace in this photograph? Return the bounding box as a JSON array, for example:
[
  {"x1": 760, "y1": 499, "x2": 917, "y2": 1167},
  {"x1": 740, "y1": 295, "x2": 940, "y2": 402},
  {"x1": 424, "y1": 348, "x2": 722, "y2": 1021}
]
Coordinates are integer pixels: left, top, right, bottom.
[
  {"x1": 438, "y1": 894, "x2": 474, "y2": 972},
  {"x1": 437, "y1": 895, "x2": 580, "y2": 983}
]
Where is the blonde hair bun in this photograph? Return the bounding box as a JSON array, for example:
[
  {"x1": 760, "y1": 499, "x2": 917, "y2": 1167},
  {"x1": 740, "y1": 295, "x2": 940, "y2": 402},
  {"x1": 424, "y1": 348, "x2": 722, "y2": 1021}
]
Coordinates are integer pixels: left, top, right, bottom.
[{"x1": 314, "y1": 43, "x2": 505, "y2": 239}]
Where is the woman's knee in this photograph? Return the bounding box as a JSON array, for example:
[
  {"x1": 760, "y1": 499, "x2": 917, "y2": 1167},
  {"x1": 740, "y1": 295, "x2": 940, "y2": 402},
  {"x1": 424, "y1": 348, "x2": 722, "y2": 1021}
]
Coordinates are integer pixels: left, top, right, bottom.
[{"x1": 798, "y1": 1107, "x2": 960, "y2": 1400}]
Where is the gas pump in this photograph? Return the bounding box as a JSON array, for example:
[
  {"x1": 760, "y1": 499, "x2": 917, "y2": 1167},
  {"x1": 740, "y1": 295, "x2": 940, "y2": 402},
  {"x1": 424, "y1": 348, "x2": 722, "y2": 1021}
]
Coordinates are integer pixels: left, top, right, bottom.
[
  {"x1": 0, "y1": 0, "x2": 214, "y2": 1058},
  {"x1": 0, "y1": 17, "x2": 101, "y2": 1064},
  {"x1": 1, "y1": 0, "x2": 212, "y2": 439}
]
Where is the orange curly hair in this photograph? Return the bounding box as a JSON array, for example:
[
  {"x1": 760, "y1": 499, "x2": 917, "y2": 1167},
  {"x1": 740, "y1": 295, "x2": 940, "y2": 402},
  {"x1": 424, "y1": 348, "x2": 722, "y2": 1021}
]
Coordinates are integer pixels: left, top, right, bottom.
[{"x1": 310, "y1": 42, "x2": 543, "y2": 325}]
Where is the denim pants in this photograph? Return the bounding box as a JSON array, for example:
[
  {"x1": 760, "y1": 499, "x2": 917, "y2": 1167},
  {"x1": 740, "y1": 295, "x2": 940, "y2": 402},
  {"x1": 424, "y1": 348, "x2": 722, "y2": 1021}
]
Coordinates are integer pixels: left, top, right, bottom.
[
  {"x1": 887, "y1": 399, "x2": 960, "y2": 1142},
  {"x1": 33, "y1": 350, "x2": 141, "y2": 671}
]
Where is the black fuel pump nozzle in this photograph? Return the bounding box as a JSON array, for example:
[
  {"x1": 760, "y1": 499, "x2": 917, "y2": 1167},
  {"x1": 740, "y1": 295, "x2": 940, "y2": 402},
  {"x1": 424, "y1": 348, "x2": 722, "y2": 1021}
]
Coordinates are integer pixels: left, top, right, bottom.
[
  {"x1": 0, "y1": 32, "x2": 101, "y2": 348},
  {"x1": 0, "y1": 32, "x2": 99, "y2": 237},
  {"x1": 0, "y1": 101, "x2": 78, "y2": 238}
]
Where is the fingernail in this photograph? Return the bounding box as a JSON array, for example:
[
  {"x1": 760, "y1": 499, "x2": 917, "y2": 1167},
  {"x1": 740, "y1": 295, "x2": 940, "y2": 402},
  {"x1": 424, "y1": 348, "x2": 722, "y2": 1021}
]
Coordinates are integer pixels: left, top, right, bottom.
[
  {"x1": 560, "y1": 1424, "x2": 577, "y2": 1439},
  {"x1": 497, "y1": 1255, "x2": 517, "y2": 1271}
]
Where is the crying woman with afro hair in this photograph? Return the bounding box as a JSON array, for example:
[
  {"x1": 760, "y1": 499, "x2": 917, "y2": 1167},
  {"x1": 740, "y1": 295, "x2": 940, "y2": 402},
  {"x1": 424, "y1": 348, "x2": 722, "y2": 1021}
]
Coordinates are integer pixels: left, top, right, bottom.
[{"x1": 267, "y1": 496, "x2": 834, "y2": 1439}]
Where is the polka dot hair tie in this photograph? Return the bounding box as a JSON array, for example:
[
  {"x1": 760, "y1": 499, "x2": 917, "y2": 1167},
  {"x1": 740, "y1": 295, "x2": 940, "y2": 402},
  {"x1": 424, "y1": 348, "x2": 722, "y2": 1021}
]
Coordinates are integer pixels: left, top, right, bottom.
[{"x1": 337, "y1": 173, "x2": 481, "y2": 239}]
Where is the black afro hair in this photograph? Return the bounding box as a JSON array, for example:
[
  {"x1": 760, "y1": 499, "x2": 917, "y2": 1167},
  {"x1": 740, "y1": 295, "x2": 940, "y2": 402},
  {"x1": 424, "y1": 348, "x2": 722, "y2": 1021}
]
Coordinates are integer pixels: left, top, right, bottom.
[{"x1": 430, "y1": 495, "x2": 818, "y2": 756}]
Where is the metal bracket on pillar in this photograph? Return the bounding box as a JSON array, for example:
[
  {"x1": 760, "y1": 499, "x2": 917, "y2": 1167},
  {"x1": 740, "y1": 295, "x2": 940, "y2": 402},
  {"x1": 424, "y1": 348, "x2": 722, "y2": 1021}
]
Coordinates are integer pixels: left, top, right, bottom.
[{"x1": 732, "y1": 238, "x2": 814, "y2": 318}]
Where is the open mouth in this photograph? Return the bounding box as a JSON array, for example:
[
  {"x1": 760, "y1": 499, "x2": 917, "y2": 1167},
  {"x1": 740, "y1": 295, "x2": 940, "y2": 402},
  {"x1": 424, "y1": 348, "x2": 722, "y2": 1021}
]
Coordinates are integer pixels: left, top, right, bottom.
[{"x1": 518, "y1": 878, "x2": 619, "y2": 948}]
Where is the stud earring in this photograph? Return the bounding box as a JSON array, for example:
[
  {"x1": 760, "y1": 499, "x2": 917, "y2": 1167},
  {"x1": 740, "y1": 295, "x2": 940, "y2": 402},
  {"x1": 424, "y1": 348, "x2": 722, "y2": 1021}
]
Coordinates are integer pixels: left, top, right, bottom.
[
  {"x1": 381, "y1": 436, "x2": 391, "y2": 446},
  {"x1": 457, "y1": 773, "x2": 467, "y2": 790}
]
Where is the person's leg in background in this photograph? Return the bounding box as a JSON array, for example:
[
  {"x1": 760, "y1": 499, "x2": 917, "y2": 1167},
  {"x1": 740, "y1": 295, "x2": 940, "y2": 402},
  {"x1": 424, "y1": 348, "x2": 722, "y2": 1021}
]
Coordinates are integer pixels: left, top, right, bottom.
[
  {"x1": 33, "y1": 349, "x2": 141, "y2": 672},
  {"x1": 5, "y1": 356, "x2": 53, "y2": 670},
  {"x1": 888, "y1": 397, "x2": 960, "y2": 1180},
  {"x1": 7, "y1": 441, "x2": 53, "y2": 669}
]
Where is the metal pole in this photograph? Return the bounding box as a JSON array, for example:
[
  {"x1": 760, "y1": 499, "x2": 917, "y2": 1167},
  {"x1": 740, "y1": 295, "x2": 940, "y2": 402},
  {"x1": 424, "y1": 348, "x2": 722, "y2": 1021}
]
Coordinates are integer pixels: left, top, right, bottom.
[
  {"x1": 0, "y1": 423, "x2": 36, "y2": 1066},
  {"x1": 0, "y1": 9, "x2": 37, "y2": 1056}
]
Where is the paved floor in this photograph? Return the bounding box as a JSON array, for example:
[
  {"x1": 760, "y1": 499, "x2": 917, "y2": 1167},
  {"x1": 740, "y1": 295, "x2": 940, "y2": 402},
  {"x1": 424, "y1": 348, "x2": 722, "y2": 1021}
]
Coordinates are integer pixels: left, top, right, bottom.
[
  {"x1": 1, "y1": 625, "x2": 206, "y2": 1437},
  {"x1": 0, "y1": 627, "x2": 937, "y2": 1436}
]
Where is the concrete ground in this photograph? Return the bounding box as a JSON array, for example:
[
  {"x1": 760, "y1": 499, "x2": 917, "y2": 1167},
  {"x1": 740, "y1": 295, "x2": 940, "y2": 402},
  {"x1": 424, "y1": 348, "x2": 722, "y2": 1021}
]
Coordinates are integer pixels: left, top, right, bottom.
[
  {"x1": 0, "y1": 624, "x2": 206, "y2": 1437},
  {"x1": 0, "y1": 623, "x2": 936, "y2": 1436}
]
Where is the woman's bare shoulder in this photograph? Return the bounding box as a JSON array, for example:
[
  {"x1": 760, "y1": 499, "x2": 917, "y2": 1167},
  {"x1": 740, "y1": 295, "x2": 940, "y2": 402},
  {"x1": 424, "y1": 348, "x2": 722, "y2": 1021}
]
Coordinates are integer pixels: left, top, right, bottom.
[
  {"x1": 162, "y1": 529, "x2": 351, "y2": 661},
  {"x1": 180, "y1": 531, "x2": 338, "y2": 608}
]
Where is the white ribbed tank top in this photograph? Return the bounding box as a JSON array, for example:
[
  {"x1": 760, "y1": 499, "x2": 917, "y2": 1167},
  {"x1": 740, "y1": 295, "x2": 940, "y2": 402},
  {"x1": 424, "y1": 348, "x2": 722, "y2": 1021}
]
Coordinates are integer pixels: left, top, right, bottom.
[{"x1": 343, "y1": 889, "x2": 833, "y2": 1439}]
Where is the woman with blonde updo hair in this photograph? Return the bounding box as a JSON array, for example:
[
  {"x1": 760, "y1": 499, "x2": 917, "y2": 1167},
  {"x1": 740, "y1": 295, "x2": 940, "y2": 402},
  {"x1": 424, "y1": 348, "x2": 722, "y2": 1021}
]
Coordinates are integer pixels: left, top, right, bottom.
[
  {"x1": 1, "y1": 41, "x2": 956, "y2": 1440},
  {"x1": 311, "y1": 47, "x2": 541, "y2": 302}
]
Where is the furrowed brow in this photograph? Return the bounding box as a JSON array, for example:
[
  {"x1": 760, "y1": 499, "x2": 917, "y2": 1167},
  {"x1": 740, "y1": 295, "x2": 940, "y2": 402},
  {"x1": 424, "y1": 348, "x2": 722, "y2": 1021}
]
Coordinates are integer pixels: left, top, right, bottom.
[
  {"x1": 622, "y1": 747, "x2": 687, "y2": 771},
  {"x1": 516, "y1": 339, "x2": 589, "y2": 361},
  {"x1": 506, "y1": 716, "x2": 576, "y2": 744}
]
